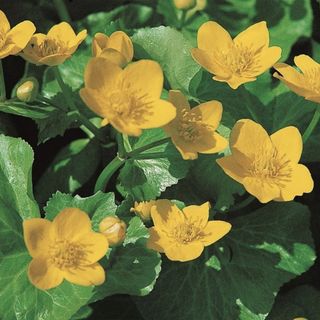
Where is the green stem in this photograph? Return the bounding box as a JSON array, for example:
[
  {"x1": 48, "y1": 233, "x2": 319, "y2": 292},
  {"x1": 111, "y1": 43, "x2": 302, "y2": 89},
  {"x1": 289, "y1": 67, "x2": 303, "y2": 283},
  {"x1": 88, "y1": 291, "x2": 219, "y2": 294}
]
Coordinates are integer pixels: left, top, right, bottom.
[
  {"x1": 131, "y1": 152, "x2": 165, "y2": 160},
  {"x1": 77, "y1": 113, "x2": 106, "y2": 143},
  {"x1": 53, "y1": 0, "x2": 71, "y2": 23},
  {"x1": 116, "y1": 133, "x2": 127, "y2": 158},
  {"x1": 302, "y1": 108, "x2": 320, "y2": 143},
  {"x1": 94, "y1": 156, "x2": 125, "y2": 193},
  {"x1": 0, "y1": 61, "x2": 6, "y2": 101},
  {"x1": 178, "y1": 10, "x2": 187, "y2": 29},
  {"x1": 127, "y1": 137, "x2": 170, "y2": 158}
]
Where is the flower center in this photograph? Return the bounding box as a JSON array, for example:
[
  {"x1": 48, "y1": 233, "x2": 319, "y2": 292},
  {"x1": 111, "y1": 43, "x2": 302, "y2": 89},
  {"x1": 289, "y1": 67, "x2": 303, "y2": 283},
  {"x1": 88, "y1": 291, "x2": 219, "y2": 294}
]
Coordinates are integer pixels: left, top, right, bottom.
[
  {"x1": 49, "y1": 239, "x2": 86, "y2": 269},
  {"x1": 249, "y1": 147, "x2": 292, "y2": 185},
  {"x1": 33, "y1": 38, "x2": 63, "y2": 57},
  {"x1": 172, "y1": 223, "x2": 202, "y2": 244},
  {"x1": 304, "y1": 67, "x2": 320, "y2": 94}
]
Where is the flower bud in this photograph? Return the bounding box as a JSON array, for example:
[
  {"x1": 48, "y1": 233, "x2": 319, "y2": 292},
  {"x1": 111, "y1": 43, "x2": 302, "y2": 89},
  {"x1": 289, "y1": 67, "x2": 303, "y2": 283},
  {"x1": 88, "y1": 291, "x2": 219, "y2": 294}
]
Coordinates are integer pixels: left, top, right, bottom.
[
  {"x1": 130, "y1": 200, "x2": 157, "y2": 222},
  {"x1": 16, "y1": 77, "x2": 39, "y2": 102},
  {"x1": 99, "y1": 216, "x2": 126, "y2": 246},
  {"x1": 174, "y1": 0, "x2": 196, "y2": 10}
]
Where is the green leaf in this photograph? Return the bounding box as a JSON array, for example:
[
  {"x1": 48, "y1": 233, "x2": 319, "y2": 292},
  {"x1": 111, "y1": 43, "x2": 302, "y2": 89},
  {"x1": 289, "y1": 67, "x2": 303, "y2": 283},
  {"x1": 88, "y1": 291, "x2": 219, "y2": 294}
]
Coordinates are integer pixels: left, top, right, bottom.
[
  {"x1": 135, "y1": 202, "x2": 315, "y2": 320},
  {"x1": 118, "y1": 128, "x2": 191, "y2": 200},
  {"x1": 132, "y1": 26, "x2": 200, "y2": 92},
  {"x1": 35, "y1": 138, "x2": 101, "y2": 206}
]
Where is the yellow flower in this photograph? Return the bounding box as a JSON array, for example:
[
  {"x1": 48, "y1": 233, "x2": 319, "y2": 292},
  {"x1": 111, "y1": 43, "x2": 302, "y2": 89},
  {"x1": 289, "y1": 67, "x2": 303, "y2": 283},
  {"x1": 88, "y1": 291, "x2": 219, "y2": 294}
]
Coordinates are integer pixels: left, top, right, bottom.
[
  {"x1": 20, "y1": 22, "x2": 87, "y2": 66},
  {"x1": 163, "y1": 90, "x2": 228, "y2": 160},
  {"x1": 173, "y1": 0, "x2": 196, "y2": 10},
  {"x1": 130, "y1": 200, "x2": 157, "y2": 221},
  {"x1": 0, "y1": 10, "x2": 35, "y2": 59},
  {"x1": 191, "y1": 21, "x2": 281, "y2": 89},
  {"x1": 99, "y1": 216, "x2": 127, "y2": 246},
  {"x1": 80, "y1": 58, "x2": 176, "y2": 136},
  {"x1": 23, "y1": 208, "x2": 108, "y2": 290},
  {"x1": 216, "y1": 119, "x2": 313, "y2": 203},
  {"x1": 274, "y1": 54, "x2": 320, "y2": 103},
  {"x1": 92, "y1": 31, "x2": 133, "y2": 67},
  {"x1": 147, "y1": 200, "x2": 231, "y2": 262}
]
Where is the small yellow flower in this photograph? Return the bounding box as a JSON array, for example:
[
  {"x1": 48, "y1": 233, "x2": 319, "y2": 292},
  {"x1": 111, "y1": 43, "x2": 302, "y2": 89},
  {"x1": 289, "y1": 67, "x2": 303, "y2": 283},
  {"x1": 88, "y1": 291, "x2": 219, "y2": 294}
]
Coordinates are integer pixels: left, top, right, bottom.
[
  {"x1": 80, "y1": 58, "x2": 176, "y2": 136},
  {"x1": 20, "y1": 22, "x2": 87, "y2": 66},
  {"x1": 99, "y1": 216, "x2": 127, "y2": 246},
  {"x1": 163, "y1": 90, "x2": 228, "y2": 160},
  {"x1": 92, "y1": 31, "x2": 133, "y2": 67},
  {"x1": 173, "y1": 0, "x2": 196, "y2": 10},
  {"x1": 130, "y1": 200, "x2": 157, "y2": 221},
  {"x1": 147, "y1": 200, "x2": 231, "y2": 262},
  {"x1": 23, "y1": 208, "x2": 108, "y2": 290},
  {"x1": 216, "y1": 119, "x2": 314, "y2": 203},
  {"x1": 191, "y1": 21, "x2": 281, "y2": 89},
  {"x1": 274, "y1": 54, "x2": 320, "y2": 103},
  {"x1": 0, "y1": 10, "x2": 35, "y2": 59}
]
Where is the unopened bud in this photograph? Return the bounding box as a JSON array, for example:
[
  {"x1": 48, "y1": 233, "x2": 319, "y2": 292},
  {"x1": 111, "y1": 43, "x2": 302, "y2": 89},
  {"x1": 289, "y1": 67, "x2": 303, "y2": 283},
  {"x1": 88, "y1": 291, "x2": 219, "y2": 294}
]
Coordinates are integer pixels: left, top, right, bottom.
[
  {"x1": 174, "y1": 0, "x2": 196, "y2": 10},
  {"x1": 16, "y1": 77, "x2": 39, "y2": 102},
  {"x1": 99, "y1": 216, "x2": 126, "y2": 246}
]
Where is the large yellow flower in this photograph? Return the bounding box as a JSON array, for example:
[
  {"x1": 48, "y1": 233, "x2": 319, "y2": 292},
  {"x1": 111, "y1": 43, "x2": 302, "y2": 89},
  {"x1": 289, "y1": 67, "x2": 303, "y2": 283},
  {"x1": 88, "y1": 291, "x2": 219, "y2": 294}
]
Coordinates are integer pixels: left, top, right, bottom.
[
  {"x1": 20, "y1": 22, "x2": 87, "y2": 66},
  {"x1": 163, "y1": 90, "x2": 228, "y2": 160},
  {"x1": 274, "y1": 55, "x2": 320, "y2": 103},
  {"x1": 147, "y1": 200, "x2": 231, "y2": 262},
  {"x1": 92, "y1": 31, "x2": 133, "y2": 67},
  {"x1": 80, "y1": 58, "x2": 176, "y2": 136},
  {"x1": 191, "y1": 21, "x2": 281, "y2": 89},
  {"x1": 23, "y1": 208, "x2": 108, "y2": 290},
  {"x1": 0, "y1": 10, "x2": 35, "y2": 59},
  {"x1": 216, "y1": 119, "x2": 313, "y2": 203}
]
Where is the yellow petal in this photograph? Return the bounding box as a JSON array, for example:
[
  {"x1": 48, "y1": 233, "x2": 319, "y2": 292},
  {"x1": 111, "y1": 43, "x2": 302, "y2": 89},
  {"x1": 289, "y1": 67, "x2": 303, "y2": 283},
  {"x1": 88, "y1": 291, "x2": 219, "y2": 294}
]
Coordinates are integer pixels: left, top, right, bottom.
[
  {"x1": 201, "y1": 221, "x2": 232, "y2": 246},
  {"x1": 64, "y1": 262, "x2": 105, "y2": 286},
  {"x1": 67, "y1": 29, "x2": 87, "y2": 53},
  {"x1": 278, "y1": 164, "x2": 313, "y2": 201},
  {"x1": 0, "y1": 10, "x2": 10, "y2": 33},
  {"x1": 122, "y1": 60, "x2": 163, "y2": 99},
  {"x1": 6, "y1": 20, "x2": 36, "y2": 54},
  {"x1": 254, "y1": 46, "x2": 281, "y2": 75},
  {"x1": 171, "y1": 138, "x2": 198, "y2": 160},
  {"x1": 20, "y1": 33, "x2": 46, "y2": 64},
  {"x1": 165, "y1": 241, "x2": 204, "y2": 262},
  {"x1": 23, "y1": 218, "x2": 52, "y2": 258},
  {"x1": 215, "y1": 73, "x2": 256, "y2": 89},
  {"x1": 110, "y1": 117, "x2": 142, "y2": 136},
  {"x1": 303, "y1": 94, "x2": 320, "y2": 104},
  {"x1": 80, "y1": 87, "x2": 108, "y2": 118},
  {"x1": 39, "y1": 53, "x2": 71, "y2": 66},
  {"x1": 47, "y1": 22, "x2": 76, "y2": 41},
  {"x1": 216, "y1": 155, "x2": 246, "y2": 184},
  {"x1": 0, "y1": 44, "x2": 16, "y2": 59},
  {"x1": 197, "y1": 132, "x2": 228, "y2": 154},
  {"x1": 108, "y1": 31, "x2": 133, "y2": 64},
  {"x1": 270, "y1": 126, "x2": 302, "y2": 163},
  {"x1": 242, "y1": 177, "x2": 281, "y2": 203},
  {"x1": 52, "y1": 208, "x2": 92, "y2": 241},
  {"x1": 168, "y1": 90, "x2": 190, "y2": 113},
  {"x1": 28, "y1": 256, "x2": 63, "y2": 290},
  {"x1": 234, "y1": 21, "x2": 269, "y2": 49},
  {"x1": 193, "y1": 100, "x2": 223, "y2": 130},
  {"x1": 147, "y1": 227, "x2": 168, "y2": 253},
  {"x1": 197, "y1": 21, "x2": 233, "y2": 52},
  {"x1": 92, "y1": 32, "x2": 109, "y2": 56},
  {"x1": 99, "y1": 48, "x2": 127, "y2": 67},
  {"x1": 78, "y1": 232, "x2": 109, "y2": 264},
  {"x1": 294, "y1": 54, "x2": 320, "y2": 74},
  {"x1": 140, "y1": 99, "x2": 176, "y2": 129},
  {"x1": 182, "y1": 202, "x2": 210, "y2": 228}
]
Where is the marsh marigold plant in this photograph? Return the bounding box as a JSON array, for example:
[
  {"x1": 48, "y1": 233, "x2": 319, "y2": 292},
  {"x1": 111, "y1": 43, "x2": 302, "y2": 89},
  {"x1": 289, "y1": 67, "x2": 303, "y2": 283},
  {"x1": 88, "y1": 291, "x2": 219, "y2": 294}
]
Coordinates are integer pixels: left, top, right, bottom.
[
  {"x1": 164, "y1": 90, "x2": 228, "y2": 160},
  {"x1": 23, "y1": 208, "x2": 108, "y2": 290},
  {"x1": 80, "y1": 57, "x2": 176, "y2": 136},
  {"x1": 0, "y1": 10, "x2": 35, "y2": 59},
  {"x1": 20, "y1": 22, "x2": 87, "y2": 66},
  {"x1": 217, "y1": 119, "x2": 314, "y2": 203},
  {"x1": 147, "y1": 200, "x2": 231, "y2": 262},
  {"x1": 191, "y1": 21, "x2": 281, "y2": 89}
]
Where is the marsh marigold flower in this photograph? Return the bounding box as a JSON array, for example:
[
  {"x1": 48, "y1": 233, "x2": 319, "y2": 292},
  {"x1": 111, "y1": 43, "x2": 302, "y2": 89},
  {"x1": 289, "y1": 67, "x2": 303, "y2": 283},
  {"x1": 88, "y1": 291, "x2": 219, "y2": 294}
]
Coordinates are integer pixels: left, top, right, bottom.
[
  {"x1": 20, "y1": 22, "x2": 87, "y2": 66},
  {"x1": 23, "y1": 208, "x2": 108, "y2": 290},
  {"x1": 174, "y1": 0, "x2": 196, "y2": 10},
  {"x1": 191, "y1": 21, "x2": 281, "y2": 89},
  {"x1": 164, "y1": 90, "x2": 228, "y2": 160},
  {"x1": 92, "y1": 31, "x2": 133, "y2": 67},
  {"x1": 80, "y1": 58, "x2": 176, "y2": 136},
  {"x1": 0, "y1": 10, "x2": 35, "y2": 59},
  {"x1": 130, "y1": 200, "x2": 157, "y2": 221},
  {"x1": 274, "y1": 55, "x2": 320, "y2": 103},
  {"x1": 147, "y1": 200, "x2": 231, "y2": 262},
  {"x1": 217, "y1": 119, "x2": 313, "y2": 203},
  {"x1": 99, "y1": 216, "x2": 126, "y2": 246}
]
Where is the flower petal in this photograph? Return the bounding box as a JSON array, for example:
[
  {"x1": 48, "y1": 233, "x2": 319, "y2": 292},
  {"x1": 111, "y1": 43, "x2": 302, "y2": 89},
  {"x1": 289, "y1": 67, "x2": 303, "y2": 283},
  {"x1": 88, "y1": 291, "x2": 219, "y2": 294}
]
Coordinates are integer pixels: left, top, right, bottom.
[
  {"x1": 0, "y1": 10, "x2": 10, "y2": 33},
  {"x1": 47, "y1": 22, "x2": 76, "y2": 42},
  {"x1": 23, "y1": 218, "x2": 52, "y2": 258},
  {"x1": 197, "y1": 132, "x2": 228, "y2": 154},
  {"x1": 52, "y1": 208, "x2": 92, "y2": 241},
  {"x1": 28, "y1": 256, "x2": 63, "y2": 290},
  {"x1": 20, "y1": 33, "x2": 46, "y2": 64},
  {"x1": 294, "y1": 54, "x2": 320, "y2": 74},
  {"x1": 147, "y1": 227, "x2": 169, "y2": 253},
  {"x1": 165, "y1": 241, "x2": 204, "y2": 262},
  {"x1": 253, "y1": 46, "x2": 281, "y2": 75},
  {"x1": 39, "y1": 53, "x2": 71, "y2": 66},
  {"x1": 270, "y1": 126, "x2": 302, "y2": 163},
  {"x1": 64, "y1": 263, "x2": 105, "y2": 286},
  {"x1": 92, "y1": 32, "x2": 109, "y2": 56},
  {"x1": 122, "y1": 60, "x2": 163, "y2": 99},
  {"x1": 108, "y1": 31, "x2": 133, "y2": 64},
  {"x1": 67, "y1": 29, "x2": 87, "y2": 53},
  {"x1": 193, "y1": 100, "x2": 223, "y2": 130},
  {"x1": 168, "y1": 90, "x2": 190, "y2": 113},
  {"x1": 110, "y1": 117, "x2": 142, "y2": 136},
  {"x1": 234, "y1": 21, "x2": 269, "y2": 50},
  {"x1": 80, "y1": 87, "x2": 108, "y2": 118},
  {"x1": 242, "y1": 177, "x2": 281, "y2": 203},
  {"x1": 201, "y1": 221, "x2": 232, "y2": 246},
  {"x1": 171, "y1": 137, "x2": 198, "y2": 160},
  {"x1": 182, "y1": 202, "x2": 210, "y2": 228},
  {"x1": 78, "y1": 232, "x2": 109, "y2": 264},
  {"x1": 0, "y1": 43, "x2": 16, "y2": 59},
  {"x1": 216, "y1": 155, "x2": 247, "y2": 184},
  {"x1": 278, "y1": 164, "x2": 314, "y2": 201},
  {"x1": 99, "y1": 48, "x2": 127, "y2": 67},
  {"x1": 215, "y1": 74, "x2": 256, "y2": 89}
]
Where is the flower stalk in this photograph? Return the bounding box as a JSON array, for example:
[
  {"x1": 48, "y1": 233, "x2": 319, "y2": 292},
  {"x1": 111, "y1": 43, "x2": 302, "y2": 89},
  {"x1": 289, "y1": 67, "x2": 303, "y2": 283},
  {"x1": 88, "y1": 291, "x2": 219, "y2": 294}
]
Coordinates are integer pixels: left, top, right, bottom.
[
  {"x1": 0, "y1": 61, "x2": 6, "y2": 101},
  {"x1": 302, "y1": 108, "x2": 320, "y2": 143},
  {"x1": 53, "y1": 0, "x2": 72, "y2": 23}
]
